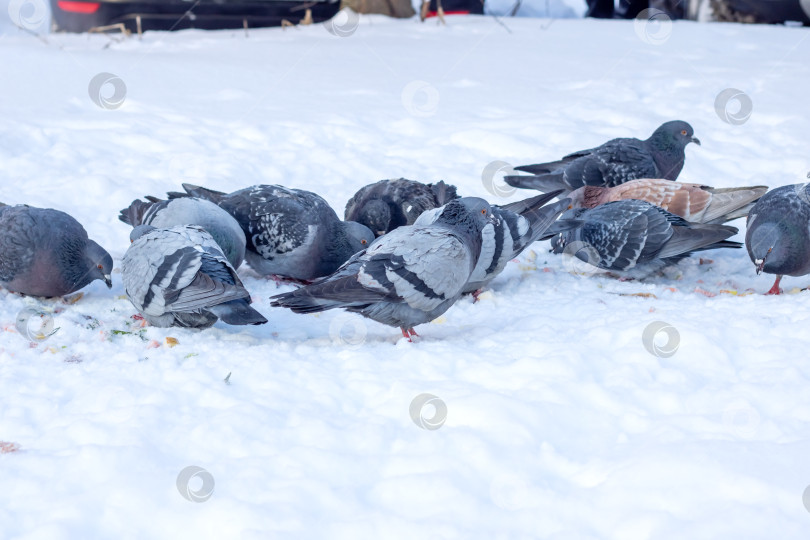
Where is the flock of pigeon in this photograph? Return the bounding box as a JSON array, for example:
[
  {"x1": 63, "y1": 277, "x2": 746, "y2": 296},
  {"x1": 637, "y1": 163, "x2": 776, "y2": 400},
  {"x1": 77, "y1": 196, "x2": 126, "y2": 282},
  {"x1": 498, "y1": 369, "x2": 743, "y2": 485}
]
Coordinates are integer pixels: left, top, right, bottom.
[{"x1": 1, "y1": 120, "x2": 806, "y2": 340}]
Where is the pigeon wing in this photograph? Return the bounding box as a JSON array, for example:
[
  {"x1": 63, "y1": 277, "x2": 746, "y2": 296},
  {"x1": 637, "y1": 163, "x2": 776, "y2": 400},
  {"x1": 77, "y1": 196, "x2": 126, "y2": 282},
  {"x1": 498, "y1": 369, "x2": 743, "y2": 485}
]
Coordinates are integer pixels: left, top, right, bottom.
[{"x1": 0, "y1": 206, "x2": 37, "y2": 283}]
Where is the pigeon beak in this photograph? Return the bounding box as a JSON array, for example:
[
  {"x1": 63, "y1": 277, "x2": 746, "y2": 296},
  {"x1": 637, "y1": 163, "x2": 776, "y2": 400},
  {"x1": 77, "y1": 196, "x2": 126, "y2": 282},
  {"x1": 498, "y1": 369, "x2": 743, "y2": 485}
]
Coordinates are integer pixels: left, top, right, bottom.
[
  {"x1": 755, "y1": 259, "x2": 765, "y2": 275},
  {"x1": 691, "y1": 136, "x2": 701, "y2": 146},
  {"x1": 104, "y1": 274, "x2": 112, "y2": 288}
]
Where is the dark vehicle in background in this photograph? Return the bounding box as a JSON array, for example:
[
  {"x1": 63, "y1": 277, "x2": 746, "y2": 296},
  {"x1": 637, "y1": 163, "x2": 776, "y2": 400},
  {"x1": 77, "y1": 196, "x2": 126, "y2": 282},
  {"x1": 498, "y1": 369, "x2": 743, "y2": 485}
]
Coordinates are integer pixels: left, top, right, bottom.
[
  {"x1": 699, "y1": 0, "x2": 810, "y2": 24},
  {"x1": 587, "y1": 0, "x2": 809, "y2": 25},
  {"x1": 49, "y1": 0, "x2": 341, "y2": 33}
]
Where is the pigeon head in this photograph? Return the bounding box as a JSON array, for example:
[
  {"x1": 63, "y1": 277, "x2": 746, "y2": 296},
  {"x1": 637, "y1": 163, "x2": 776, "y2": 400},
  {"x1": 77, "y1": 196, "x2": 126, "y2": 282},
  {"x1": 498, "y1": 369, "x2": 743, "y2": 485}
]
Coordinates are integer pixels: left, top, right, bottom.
[
  {"x1": 356, "y1": 199, "x2": 392, "y2": 237},
  {"x1": 746, "y1": 219, "x2": 804, "y2": 276},
  {"x1": 85, "y1": 240, "x2": 113, "y2": 288},
  {"x1": 434, "y1": 198, "x2": 498, "y2": 266},
  {"x1": 435, "y1": 197, "x2": 497, "y2": 230},
  {"x1": 342, "y1": 221, "x2": 375, "y2": 252},
  {"x1": 130, "y1": 224, "x2": 156, "y2": 243},
  {"x1": 646, "y1": 121, "x2": 699, "y2": 181},
  {"x1": 649, "y1": 121, "x2": 700, "y2": 149}
]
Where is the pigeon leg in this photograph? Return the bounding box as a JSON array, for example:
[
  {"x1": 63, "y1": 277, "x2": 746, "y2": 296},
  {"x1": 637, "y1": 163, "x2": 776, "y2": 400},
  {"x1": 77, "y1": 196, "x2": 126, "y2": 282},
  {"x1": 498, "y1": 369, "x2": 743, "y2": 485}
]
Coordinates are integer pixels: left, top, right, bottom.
[
  {"x1": 471, "y1": 288, "x2": 483, "y2": 303},
  {"x1": 408, "y1": 328, "x2": 420, "y2": 338},
  {"x1": 400, "y1": 327, "x2": 413, "y2": 342},
  {"x1": 765, "y1": 275, "x2": 783, "y2": 295}
]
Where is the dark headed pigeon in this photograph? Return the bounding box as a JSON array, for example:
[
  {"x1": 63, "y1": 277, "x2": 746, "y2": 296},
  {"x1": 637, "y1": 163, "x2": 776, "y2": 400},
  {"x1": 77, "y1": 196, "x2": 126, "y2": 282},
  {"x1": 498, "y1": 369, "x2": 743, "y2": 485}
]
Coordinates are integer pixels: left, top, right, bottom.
[
  {"x1": 270, "y1": 198, "x2": 496, "y2": 340},
  {"x1": 0, "y1": 203, "x2": 112, "y2": 297},
  {"x1": 746, "y1": 183, "x2": 810, "y2": 295},
  {"x1": 505, "y1": 121, "x2": 700, "y2": 194},
  {"x1": 344, "y1": 178, "x2": 459, "y2": 237},
  {"x1": 119, "y1": 196, "x2": 246, "y2": 269},
  {"x1": 122, "y1": 225, "x2": 267, "y2": 328},
  {"x1": 166, "y1": 184, "x2": 374, "y2": 281},
  {"x1": 567, "y1": 179, "x2": 767, "y2": 224},
  {"x1": 550, "y1": 199, "x2": 741, "y2": 279}
]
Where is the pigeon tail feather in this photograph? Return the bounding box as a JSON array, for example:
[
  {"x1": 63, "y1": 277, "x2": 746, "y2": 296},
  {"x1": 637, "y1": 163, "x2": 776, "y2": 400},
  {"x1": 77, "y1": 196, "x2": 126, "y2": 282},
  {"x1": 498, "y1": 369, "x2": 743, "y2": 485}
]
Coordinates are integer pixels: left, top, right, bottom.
[
  {"x1": 430, "y1": 181, "x2": 458, "y2": 206},
  {"x1": 181, "y1": 183, "x2": 227, "y2": 204},
  {"x1": 504, "y1": 174, "x2": 570, "y2": 194},
  {"x1": 208, "y1": 299, "x2": 268, "y2": 325},
  {"x1": 118, "y1": 199, "x2": 152, "y2": 226}
]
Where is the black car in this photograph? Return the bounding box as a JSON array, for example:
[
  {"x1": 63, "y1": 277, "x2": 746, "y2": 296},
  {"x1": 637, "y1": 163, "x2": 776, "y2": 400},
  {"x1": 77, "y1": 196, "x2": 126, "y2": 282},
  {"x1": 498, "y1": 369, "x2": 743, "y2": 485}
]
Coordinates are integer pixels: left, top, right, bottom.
[
  {"x1": 50, "y1": 0, "x2": 341, "y2": 33},
  {"x1": 704, "y1": 0, "x2": 810, "y2": 24},
  {"x1": 587, "y1": 0, "x2": 810, "y2": 25}
]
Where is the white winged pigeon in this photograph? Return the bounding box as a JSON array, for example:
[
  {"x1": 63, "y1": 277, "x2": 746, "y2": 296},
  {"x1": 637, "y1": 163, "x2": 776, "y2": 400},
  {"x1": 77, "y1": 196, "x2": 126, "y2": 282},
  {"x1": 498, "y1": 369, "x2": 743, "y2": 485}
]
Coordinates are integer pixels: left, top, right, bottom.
[
  {"x1": 270, "y1": 198, "x2": 496, "y2": 341},
  {"x1": 416, "y1": 191, "x2": 571, "y2": 295},
  {"x1": 119, "y1": 196, "x2": 246, "y2": 269},
  {"x1": 122, "y1": 225, "x2": 267, "y2": 328}
]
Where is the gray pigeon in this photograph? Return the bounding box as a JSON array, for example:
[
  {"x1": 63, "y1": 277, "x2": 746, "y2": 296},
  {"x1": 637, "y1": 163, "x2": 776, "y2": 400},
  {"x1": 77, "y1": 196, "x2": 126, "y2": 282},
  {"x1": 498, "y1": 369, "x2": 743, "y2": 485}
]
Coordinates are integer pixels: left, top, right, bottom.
[
  {"x1": 119, "y1": 196, "x2": 246, "y2": 269},
  {"x1": 344, "y1": 178, "x2": 459, "y2": 237},
  {"x1": 269, "y1": 198, "x2": 496, "y2": 340},
  {"x1": 415, "y1": 191, "x2": 571, "y2": 294},
  {"x1": 549, "y1": 199, "x2": 741, "y2": 279},
  {"x1": 566, "y1": 179, "x2": 767, "y2": 224},
  {"x1": 122, "y1": 225, "x2": 267, "y2": 328},
  {"x1": 745, "y1": 183, "x2": 810, "y2": 295},
  {"x1": 0, "y1": 203, "x2": 112, "y2": 297},
  {"x1": 166, "y1": 184, "x2": 374, "y2": 281},
  {"x1": 504, "y1": 121, "x2": 701, "y2": 194}
]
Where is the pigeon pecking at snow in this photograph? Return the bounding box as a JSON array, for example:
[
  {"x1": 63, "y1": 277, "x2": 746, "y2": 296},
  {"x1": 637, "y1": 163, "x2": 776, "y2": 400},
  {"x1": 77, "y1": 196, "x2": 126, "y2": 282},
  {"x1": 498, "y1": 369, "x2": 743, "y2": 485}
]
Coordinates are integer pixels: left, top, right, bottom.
[
  {"x1": 504, "y1": 121, "x2": 701, "y2": 194},
  {"x1": 0, "y1": 203, "x2": 112, "y2": 297},
  {"x1": 122, "y1": 225, "x2": 268, "y2": 328},
  {"x1": 166, "y1": 183, "x2": 375, "y2": 282},
  {"x1": 566, "y1": 179, "x2": 767, "y2": 224},
  {"x1": 549, "y1": 199, "x2": 741, "y2": 279},
  {"x1": 344, "y1": 178, "x2": 459, "y2": 237},
  {"x1": 415, "y1": 191, "x2": 572, "y2": 295},
  {"x1": 119, "y1": 196, "x2": 247, "y2": 269},
  {"x1": 269, "y1": 197, "x2": 496, "y2": 341},
  {"x1": 745, "y1": 182, "x2": 810, "y2": 295}
]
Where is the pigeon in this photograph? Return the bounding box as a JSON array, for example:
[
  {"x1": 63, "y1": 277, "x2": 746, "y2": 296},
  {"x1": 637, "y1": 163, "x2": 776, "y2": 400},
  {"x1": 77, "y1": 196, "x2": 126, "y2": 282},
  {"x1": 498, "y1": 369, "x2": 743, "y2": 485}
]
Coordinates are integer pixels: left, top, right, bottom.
[
  {"x1": 567, "y1": 179, "x2": 767, "y2": 224},
  {"x1": 504, "y1": 121, "x2": 701, "y2": 194},
  {"x1": 549, "y1": 199, "x2": 741, "y2": 279},
  {"x1": 0, "y1": 203, "x2": 112, "y2": 297},
  {"x1": 269, "y1": 197, "x2": 496, "y2": 340},
  {"x1": 166, "y1": 184, "x2": 375, "y2": 281},
  {"x1": 119, "y1": 196, "x2": 247, "y2": 269},
  {"x1": 745, "y1": 182, "x2": 810, "y2": 295},
  {"x1": 344, "y1": 178, "x2": 459, "y2": 237},
  {"x1": 415, "y1": 191, "x2": 571, "y2": 294},
  {"x1": 121, "y1": 225, "x2": 268, "y2": 328}
]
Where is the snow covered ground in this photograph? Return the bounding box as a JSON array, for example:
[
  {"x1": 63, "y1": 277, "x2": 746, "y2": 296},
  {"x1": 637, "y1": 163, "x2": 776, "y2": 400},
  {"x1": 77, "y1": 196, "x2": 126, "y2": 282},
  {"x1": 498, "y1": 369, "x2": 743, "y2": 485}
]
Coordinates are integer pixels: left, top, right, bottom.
[{"x1": 1, "y1": 6, "x2": 810, "y2": 539}]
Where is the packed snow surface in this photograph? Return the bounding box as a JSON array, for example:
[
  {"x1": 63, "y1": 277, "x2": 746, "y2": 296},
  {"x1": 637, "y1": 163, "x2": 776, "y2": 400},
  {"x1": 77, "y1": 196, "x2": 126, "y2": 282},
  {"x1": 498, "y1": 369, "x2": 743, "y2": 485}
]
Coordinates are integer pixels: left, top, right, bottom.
[{"x1": 1, "y1": 8, "x2": 809, "y2": 539}]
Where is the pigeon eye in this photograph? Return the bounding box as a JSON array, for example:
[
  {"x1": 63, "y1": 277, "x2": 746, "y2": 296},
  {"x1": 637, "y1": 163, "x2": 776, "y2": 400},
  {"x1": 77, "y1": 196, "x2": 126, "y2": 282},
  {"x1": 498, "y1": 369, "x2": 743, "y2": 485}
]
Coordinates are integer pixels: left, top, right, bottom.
[
  {"x1": 681, "y1": 130, "x2": 687, "y2": 136},
  {"x1": 361, "y1": 239, "x2": 367, "y2": 245},
  {"x1": 97, "y1": 264, "x2": 103, "y2": 270},
  {"x1": 481, "y1": 209, "x2": 487, "y2": 215}
]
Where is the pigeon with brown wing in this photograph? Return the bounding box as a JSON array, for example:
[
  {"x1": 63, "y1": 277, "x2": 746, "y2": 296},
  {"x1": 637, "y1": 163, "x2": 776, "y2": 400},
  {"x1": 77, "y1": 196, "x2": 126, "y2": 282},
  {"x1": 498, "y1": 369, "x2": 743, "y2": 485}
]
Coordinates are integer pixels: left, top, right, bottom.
[{"x1": 567, "y1": 179, "x2": 767, "y2": 224}]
